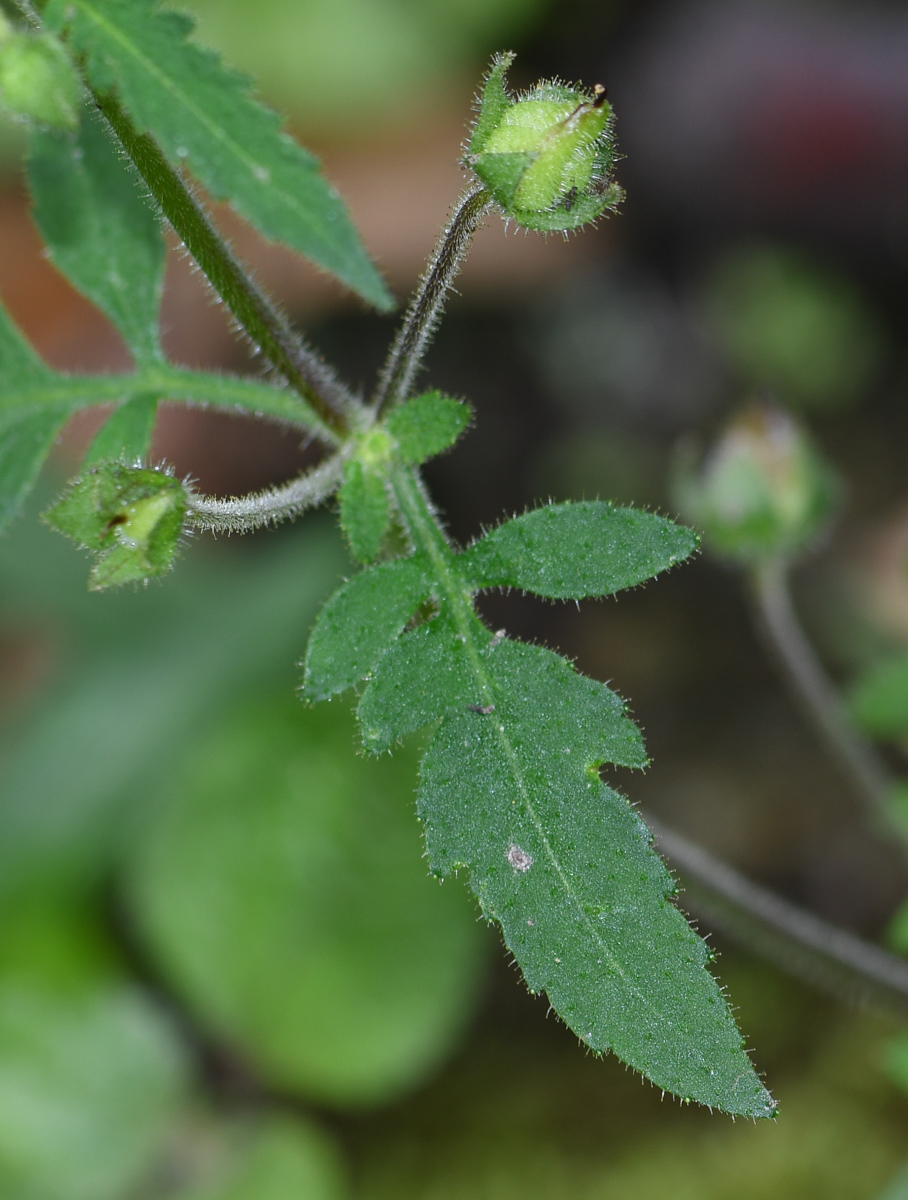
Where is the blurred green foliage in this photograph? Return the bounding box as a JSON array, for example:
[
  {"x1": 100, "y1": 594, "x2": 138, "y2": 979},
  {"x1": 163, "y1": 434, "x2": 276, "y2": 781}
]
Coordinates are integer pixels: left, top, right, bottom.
[
  {"x1": 181, "y1": 0, "x2": 548, "y2": 133},
  {"x1": 703, "y1": 245, "x2": 884, "y2": 411}
]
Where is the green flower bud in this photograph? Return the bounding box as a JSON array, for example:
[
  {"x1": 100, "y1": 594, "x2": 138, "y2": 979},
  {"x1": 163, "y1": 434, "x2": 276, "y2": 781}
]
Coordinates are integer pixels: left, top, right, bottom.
[
  {"x1": 468, "y1": 52, "x2": 621, "y2": 232},
  {"x1": 0, "y1": 30, "x2": 82, "y2": 129},
  {"x1": 674, "y1": 404, "x2": 839, "y2": 564},
  {"x1": 44, "y1": 463, "x2": 187, "y2": 589}
]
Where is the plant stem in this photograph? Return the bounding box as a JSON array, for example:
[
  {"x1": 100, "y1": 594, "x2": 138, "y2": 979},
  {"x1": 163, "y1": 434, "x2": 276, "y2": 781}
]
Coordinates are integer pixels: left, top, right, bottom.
[
  {"x1": 186, "y1": 451, "x2": 347, "y2": 534},
  {"x1": 93, "y1": 91, "x2": 361, "y2": 440},
  {"x1": 10, "y1": 365, "x2": 341, "y2": 442},
  {"x1": 648, "y1": 814, "x2": 908, "y2": 1020},
  {"x1": 750, "y1": 558, "x2": 901, "y2": 838},
  {"x1": 373, "y1": 187, "x2": 493, "y2": 415}
]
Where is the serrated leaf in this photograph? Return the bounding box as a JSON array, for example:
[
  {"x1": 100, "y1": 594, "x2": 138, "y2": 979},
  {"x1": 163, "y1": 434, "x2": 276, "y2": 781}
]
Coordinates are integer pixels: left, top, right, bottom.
[
  {"x1": 463, "y1": 500, "x2": 699, "y2": 599},
  {"x1": 358, "y1": 615, "x2": 477, "y2": 753},
  {"x1": 338, "y1": 459, "x2": 390, "y2": 564},
  {"x1": 386, "y1": 391, "x2": 471, "y2": 465},
  {"x1": 48, "y1": 0, "x2": 392, "y2": 311},
  {"x1": 128, "y1": 696, "x2": 487, "y2": 1107},
  {"x1": 303, "y1": 557, "x2": 432, "y2": 701},
  {"x1": 851, "y1": 654, "x2": 908, "y2": 739},
  {"x1": 29, "y1": 115, "x2": 166, "y2": 363},
  {"x1": 413, "y1": 637, "x2": 773, "y2": 1117},
  {"x1": 84, "y1": 393, "x2": 159, "y2": 466}
]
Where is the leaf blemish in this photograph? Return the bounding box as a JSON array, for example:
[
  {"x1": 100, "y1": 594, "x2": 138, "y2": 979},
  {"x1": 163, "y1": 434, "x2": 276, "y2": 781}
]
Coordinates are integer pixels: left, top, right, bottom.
[{"x1": 508, "y1": 843, "x2": 533, "y2": 872}]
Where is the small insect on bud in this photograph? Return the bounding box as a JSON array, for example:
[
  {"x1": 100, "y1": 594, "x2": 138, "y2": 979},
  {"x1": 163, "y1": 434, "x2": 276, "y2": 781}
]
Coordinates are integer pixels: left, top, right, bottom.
[
  {"x1": 674, "y1": 403, "x2": 839, "y2": 565},
  {"x1": 44, "y1": 463, "x2": 188, "y2": 589},
  {"x1": 467, "y1": 52, "x2": 622, "y2": 232}
]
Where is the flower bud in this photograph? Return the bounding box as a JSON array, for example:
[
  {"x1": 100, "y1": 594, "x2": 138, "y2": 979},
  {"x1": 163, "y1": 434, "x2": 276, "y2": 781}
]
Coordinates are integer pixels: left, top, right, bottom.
[
  {"x1": 674, "y1": 404, "x2": 839, "y2": 563},
  {"x1": 468, "y1": 52, "x2": 621, "y2": 232},
  {"x1": 0, "y1": 29, "x2": 81, "y2": 129},
  {"x1": 44, "y1": 463, "x2": 187, "y2": 589}
]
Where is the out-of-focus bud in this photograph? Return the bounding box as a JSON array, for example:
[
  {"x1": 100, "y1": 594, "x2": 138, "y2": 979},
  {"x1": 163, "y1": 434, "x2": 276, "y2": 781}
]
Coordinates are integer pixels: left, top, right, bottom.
[
  {"x1": 0, "y1": 27, "x2": 82, "y2": 130},
  {"x1": 44, "y1": 464, "x2": 187, "y2": 589},
  {"x1": 674, "y1": 404, "x2": 839, "y2": 563},
  {"x1": 467, "y1": 52, "x2": 621, "y2": 232}
]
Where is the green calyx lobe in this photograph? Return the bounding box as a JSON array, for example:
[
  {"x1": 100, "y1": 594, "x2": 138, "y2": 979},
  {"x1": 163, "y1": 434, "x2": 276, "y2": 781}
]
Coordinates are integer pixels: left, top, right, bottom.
[
  {"x1": 304, "y1": 472, "x2": 773, "y2": 1116},
  {"x1": 469, "y1": 52, "x2": 622, "y2": 232},
  {"x1": 44, "y1": 462, "x2": 187, "y2": 589}
]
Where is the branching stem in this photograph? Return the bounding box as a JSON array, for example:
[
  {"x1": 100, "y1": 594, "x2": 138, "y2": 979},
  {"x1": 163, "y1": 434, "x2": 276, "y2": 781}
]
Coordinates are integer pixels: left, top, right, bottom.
[
  {"x1": 649, "y1": 814, "x2": 908, "y2": 1020},
  {"x1": 750, "y1": 559, "x2": 902, "y2": 842},
  {"x1": 373, "y1": 187, "x2": 493, "y2": 415},
  {"x1": 93, "y1": 91, "x2": 361, "y2": 440}
]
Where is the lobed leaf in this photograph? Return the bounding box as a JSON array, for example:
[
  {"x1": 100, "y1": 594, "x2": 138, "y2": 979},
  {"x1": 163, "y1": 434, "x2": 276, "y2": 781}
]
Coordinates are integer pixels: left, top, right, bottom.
[
  {"x1": 29, "y1": 114, "x2": 166, "y2": 363},
  {"x1": 386, "y1": 391, "x2": 471, "y2": 465},
  {"x1": 0, "y1": 408, "x2": 69, "y2": 534},
  {"x1": 463, "y1": 500, "x2": 699, "y2": 599},
  {"x1": 413, "y1": 637, "x2": 774, "y2": 1116},
  {"x1": 303, "y1": 557, "x2": 433, "y2": 702},
  {"x1": 358, "y1": 615, "x2": 479, "y2": 753},
  {"x1": 47, "y1": 0, "x2": 392, "y2": 311}
]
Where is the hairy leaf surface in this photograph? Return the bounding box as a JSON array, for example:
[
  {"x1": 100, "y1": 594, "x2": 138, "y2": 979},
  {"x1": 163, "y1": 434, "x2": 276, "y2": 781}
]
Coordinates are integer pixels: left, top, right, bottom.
[
  {"x1": 303, "y1": 557, "x2": 432, "y2": 702},
  {"x1": 47, "y1": 0, "x2": 391, "y2": 310},
  {"x1": 386, "y1": 391, "x2": 471, "y2": 465},
  {"x1": 338, "y1": 460, "x2": 390, "y2": 563},
  {"x1": 463, "y1": 501, "x2": 699, "y2": 599},
  {"x1": 414, "y1": 637, "x2": 774, "y2": 1116},
  {"x1": 358, "y1": 615, "x2": 478, "y2": 752},
  {"x1": 29, "y1": 115, "x2": 165, "y2": 363}
]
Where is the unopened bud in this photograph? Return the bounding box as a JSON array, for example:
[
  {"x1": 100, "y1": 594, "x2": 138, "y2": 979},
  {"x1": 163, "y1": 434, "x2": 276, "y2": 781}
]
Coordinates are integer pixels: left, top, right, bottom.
[
  {"x1": 44, "y1": 463, "x2": 187, "y2": 589},
  {"x1": 468, "y1": 52, "x2": 621, "y2": 232},
  {"x1": 0, "y1": 30, "x2": 81, "y2": 129},
  {"x1": 674, "y1": 404, "x2": 839, "y2": 563}
]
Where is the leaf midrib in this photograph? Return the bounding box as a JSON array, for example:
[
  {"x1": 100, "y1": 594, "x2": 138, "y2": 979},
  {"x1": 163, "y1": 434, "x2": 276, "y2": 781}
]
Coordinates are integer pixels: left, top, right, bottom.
[{"x1": 74, "y1": 0, "x2": 329, "y2": 241}]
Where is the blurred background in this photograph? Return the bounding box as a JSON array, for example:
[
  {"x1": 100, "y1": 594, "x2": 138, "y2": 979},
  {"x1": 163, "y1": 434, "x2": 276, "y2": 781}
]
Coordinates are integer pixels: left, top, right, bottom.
[{"x1": 3, "y1": 0, "x2": 908, "y2": 1196}]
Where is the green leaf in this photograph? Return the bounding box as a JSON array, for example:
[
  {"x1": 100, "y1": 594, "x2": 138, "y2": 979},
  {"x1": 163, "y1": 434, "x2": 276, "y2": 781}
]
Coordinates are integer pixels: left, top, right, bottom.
[
  {"x1": 413, "y1": 637, "x2": 774, "y2": 1117},
  {"x1": 0, "y1": 983, "x2": 188, "y2": 1200},
  {"x1": 303, "y1": 557, "x2": 432, "y2": 701},
  {"x1": 44, "y1": 463, "x2": 187, "y2": 589},
  {"x1": 338, "y1": 459, "x2": 390, "y2": 564},
  {"x1": 177, "y1": 1117, "x2": 345, "y2": 1200},
  {"x1": 358, "y1": 615, "x2": 478, "y2": 753},
  {"x1": 0, "y1": 408, "x2": 69, "y2": 533},
  {"x1": 48, "y1": 0, "x2": 392, "y2": 311},
  {"x1": 463, "y1": 500, "x2": 699, "y2": 599},
  {"x1": 128, "y1": 696, "x2": 488, "y2": 1107},
  {"x1": 386, "y1": 391, "x2": 471, "y2": 465},
  {"x1": 29, "y1": 114, "x2": 166, "y2": 363},
  {"x1": 84, "y1": 393, "x2": 159, "y2": 466},
  {"x1": 851, "y1": 654, "x2": 908, "y2": 739}
]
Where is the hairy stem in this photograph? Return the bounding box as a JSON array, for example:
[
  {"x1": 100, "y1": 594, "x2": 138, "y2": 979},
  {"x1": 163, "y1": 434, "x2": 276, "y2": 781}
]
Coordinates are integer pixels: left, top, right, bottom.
[
  {"x1": 373, "y1": 187, "x2": 493, "y2": 415},
  {"x1": 750, "y1": 559, "x2": 902, "y2": 839},
  {"x1": 92, "y1": 91, "x2": 360, "y2": 439},
  {"x1": 186, "y1": 452, "x2": 347, "y2": 534},
  {"x1": 649, "y1": 814, "x2": 908, "y2": 1020}
]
